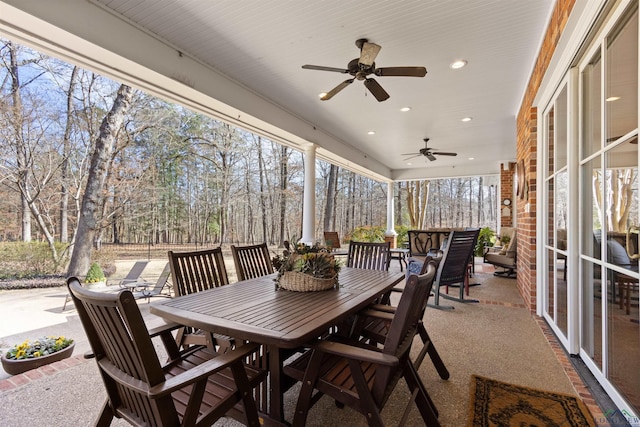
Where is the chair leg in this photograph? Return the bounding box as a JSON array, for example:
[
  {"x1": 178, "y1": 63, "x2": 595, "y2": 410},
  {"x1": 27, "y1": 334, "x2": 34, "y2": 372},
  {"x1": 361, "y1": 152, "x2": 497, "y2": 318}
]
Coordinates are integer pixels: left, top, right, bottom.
[
  {"x1": 415, "y1": 323, "x2": 449, "y2": 380},
  {"x1": 401, "y1": 360, "x2": 440, "y2": 426},
  {"x1": 95, "y1": 399, "x2": 115, "y2": 427},
  {"x1": 292, "y1": 350, "x2": 324, "y2": 427}
]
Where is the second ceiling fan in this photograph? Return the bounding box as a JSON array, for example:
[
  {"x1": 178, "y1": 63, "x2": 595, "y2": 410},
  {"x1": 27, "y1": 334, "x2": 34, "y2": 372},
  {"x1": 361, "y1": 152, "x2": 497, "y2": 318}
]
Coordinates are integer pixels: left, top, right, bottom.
[
  {"x1": 302, "y1": 39, "x2": 427, "y2": 102},
  {"x1": 403, "y1": 138, "x2": 458, "y2": 161}
]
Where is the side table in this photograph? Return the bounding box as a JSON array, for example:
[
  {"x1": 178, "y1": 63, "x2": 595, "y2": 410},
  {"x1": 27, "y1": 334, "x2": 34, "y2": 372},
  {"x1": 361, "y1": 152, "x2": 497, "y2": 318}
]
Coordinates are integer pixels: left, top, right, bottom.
[{"x1": 390, "y1": 248, "x2": 409, "y2": 271}]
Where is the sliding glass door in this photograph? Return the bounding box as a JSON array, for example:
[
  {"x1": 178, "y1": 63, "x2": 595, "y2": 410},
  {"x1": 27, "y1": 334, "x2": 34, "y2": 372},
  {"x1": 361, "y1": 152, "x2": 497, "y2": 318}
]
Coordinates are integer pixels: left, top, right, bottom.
[{"x1": 578, "y1": 1, "x2": 640, "y2": 416}]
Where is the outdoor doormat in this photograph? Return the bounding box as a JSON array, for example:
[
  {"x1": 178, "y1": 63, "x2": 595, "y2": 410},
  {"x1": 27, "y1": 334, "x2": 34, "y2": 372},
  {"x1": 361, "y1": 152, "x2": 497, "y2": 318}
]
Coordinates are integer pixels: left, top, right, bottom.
[{"x1": 468, "y1": 375, "x2": 595, "y2": 426}]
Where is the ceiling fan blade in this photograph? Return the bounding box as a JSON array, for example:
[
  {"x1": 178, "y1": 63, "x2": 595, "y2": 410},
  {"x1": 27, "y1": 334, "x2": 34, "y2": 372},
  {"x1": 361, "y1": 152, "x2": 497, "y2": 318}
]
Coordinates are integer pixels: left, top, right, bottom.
[
  {"x1": 426, "y1": 153, "x2": 437, "y2": 161},
  {"x1": 321, "y1": 79, "x2": 354, "y2": 100},
  {"x1": 434, "y1": 152, "x2": 458, "y2": 156},
  {"x1": 364, "y1": 78, "x2": 390, "y2": 102},
  {"x1": 359, "y1": 42, "x2": 381, "y2": 66},
  {"x1": 375, "y1": 67, "x2": 427, "y2": 77},
  {"x1": 302, "y1": 64, "x2": 350, "y2": 73},
  {"x1": 403, "y1": 154, "x2": 422, "y2": 161}
]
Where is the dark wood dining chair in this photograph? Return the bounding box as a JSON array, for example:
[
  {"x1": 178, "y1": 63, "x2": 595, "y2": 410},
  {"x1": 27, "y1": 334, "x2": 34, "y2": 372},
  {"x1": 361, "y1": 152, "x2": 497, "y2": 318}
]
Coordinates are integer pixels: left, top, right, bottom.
[
  {"x1": 66, "y1": 277, "x2": 266, "y2": 427},
  {"x1": 168, "y1": 247, "x2": 232, "y2": 351},
  {"x1": 231, "y1": 243, "x2": 274, "y2": 281},
  {"x1": 346, "y1": 241, "x2": 391, "y2": 271},
  {"x1": 354, "y1": 255, "x2": 449, "y2": 378},
  {"x1": 283, "y1": 265, "x2": 440, "y2": 427}
]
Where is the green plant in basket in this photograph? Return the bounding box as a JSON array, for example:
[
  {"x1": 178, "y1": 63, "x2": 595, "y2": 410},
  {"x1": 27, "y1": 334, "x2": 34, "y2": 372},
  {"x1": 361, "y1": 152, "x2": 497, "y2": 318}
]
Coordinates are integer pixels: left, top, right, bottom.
[{"x1": 275, "y1": 242, "x2": 342, "y2": 291}]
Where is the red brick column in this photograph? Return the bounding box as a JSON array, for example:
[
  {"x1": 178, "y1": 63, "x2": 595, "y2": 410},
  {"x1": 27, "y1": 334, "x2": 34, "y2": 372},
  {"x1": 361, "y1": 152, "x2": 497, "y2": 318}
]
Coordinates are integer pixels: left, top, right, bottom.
[
  {"x1": 515, "y1": 0, "x2": 576, "y2": 311},
  {"x1": 500, "y1": 162, "x2": 515, "y2": 228}
]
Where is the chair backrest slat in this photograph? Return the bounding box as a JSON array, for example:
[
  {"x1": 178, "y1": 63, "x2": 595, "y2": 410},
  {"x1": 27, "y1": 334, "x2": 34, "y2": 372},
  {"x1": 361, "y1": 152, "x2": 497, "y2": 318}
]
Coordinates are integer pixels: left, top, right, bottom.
[
  {"x1": 231, "y1": 243, "x2": 273, "y2": 281},
  {"x1": 168, "y1": 247, "x2": 229, "y2": 297},
  {"x1": 347, "y1": 241, "x2": 391, "y2": 271}
]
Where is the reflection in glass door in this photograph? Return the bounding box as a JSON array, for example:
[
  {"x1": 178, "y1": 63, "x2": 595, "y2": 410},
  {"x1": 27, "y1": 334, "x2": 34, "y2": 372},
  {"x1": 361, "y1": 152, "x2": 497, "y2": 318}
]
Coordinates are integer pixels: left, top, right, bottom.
[
  {"x1": 578, "y1": 2, "x2": 640, "y2": 417},
  {"x1": 543, "y1": 84, "x2": 568, "y2": 340}
]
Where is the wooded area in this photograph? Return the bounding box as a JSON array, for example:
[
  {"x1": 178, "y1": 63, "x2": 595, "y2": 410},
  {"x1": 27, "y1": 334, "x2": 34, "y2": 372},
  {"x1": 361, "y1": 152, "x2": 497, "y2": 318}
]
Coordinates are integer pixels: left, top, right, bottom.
[{"x1": 0, "y1": 40, "x2": 498, "y2": 272}]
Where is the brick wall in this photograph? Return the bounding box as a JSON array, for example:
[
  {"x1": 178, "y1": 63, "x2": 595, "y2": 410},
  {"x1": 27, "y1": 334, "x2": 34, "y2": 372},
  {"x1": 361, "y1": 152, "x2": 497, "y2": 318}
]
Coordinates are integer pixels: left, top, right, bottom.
[
  {"x1": 516, "y1": 0, "x2": 576, "y2": 311},
  {"x1": 500, "y1": 162, "x2": 515, "y2": 228}
]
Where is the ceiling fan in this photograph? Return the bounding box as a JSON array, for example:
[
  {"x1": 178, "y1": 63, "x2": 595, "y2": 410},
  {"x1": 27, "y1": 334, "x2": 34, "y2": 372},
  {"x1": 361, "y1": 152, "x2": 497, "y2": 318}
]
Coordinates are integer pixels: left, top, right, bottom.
[
  {"x1": 403, "y1": 138, "x2": 458, "y2": 161},
  {"x1": 302, "y1": 38, "x2": 427, "y2": 102}
]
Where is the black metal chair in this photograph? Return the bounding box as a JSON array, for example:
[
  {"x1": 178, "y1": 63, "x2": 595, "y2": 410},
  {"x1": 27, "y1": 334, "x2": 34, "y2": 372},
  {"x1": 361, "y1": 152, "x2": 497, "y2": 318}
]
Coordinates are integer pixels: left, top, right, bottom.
[{"x1": 431, "y1": 229, "x2": 480, "y2": 308}]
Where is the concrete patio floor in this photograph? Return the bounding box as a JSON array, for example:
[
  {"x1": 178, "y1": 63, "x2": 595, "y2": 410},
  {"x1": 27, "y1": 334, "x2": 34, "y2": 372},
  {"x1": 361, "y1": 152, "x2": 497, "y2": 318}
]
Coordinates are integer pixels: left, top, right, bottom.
[{"x1": 0, "y1": 258, "x2": 608, "y2": 426}]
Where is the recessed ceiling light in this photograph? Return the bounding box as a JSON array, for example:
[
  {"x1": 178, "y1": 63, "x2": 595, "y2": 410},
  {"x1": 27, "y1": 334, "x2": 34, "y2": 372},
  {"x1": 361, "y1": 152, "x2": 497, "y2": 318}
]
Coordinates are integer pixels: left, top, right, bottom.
[
  {"x1": 450, "y1": 60, "x2": 468, "y2": 69},
  {"x1": 468, "y1": 157, "x2": 475, "y2": 160},
  {"x1": 318, "y1": 92, "x2": 327, "y2": 99},
  {"x1": 367, "y1": 131, "x2": 376, "y2": 135},
  {"x1": 407, "y1": 162, "x2": 413, "y2": 166},
  {"x1": 461, "y1": 117, "x2": 472, "y2": 122},
  {"x1": 606, "y1": 96, "x2": 620, "y2": 102},
  {"x1": 400, "y1": 107, "x2": 411, "y2": 112}
]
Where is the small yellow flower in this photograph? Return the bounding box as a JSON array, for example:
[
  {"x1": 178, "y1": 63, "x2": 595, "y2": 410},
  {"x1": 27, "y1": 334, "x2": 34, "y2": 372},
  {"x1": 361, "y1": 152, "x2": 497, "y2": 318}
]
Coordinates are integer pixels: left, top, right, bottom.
[{"x1": 33, "y1": 351, "x2": 41, "y2": 357}]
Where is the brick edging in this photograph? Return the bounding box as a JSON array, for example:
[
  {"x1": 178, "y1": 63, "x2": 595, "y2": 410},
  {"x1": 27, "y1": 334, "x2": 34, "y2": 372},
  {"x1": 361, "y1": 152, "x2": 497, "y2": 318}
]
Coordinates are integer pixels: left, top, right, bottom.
[
  {"x1": 0, "y1": 354, "x2": 91, "y2": 393},
  {"x1": 535, "y1": 317, "x2": 609, "y2": 426}
]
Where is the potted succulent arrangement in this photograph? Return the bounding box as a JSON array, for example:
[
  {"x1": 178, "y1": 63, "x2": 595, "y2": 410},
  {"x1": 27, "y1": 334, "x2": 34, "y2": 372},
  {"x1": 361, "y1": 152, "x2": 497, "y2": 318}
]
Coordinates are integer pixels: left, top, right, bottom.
[
  {"x1": 273, "y1": 241, "x2": 342, "y2": 292},
  {"x1": 1, "y1": 336, "x2": 75, "y2": 375},
  {"x1": 84, "y1": 262, "x2": 107, "y2": 289}
]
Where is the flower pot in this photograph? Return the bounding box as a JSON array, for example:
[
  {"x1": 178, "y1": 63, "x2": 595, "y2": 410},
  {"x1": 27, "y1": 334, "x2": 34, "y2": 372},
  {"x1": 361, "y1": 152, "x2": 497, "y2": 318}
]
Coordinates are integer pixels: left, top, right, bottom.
[
  {"x1": 1, "y1": 342, "x2": 75, "y2": 375},
  {"x1": 85, "y1": 281, "x2": 106, "y2": 290}
]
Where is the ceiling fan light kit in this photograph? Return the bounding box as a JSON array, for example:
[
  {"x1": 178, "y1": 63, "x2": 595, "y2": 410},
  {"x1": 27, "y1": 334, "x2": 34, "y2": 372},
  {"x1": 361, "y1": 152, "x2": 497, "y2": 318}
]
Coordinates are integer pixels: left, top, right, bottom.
[{"x1": 302, "y1": 39, "x2": 427, "y2": 102}]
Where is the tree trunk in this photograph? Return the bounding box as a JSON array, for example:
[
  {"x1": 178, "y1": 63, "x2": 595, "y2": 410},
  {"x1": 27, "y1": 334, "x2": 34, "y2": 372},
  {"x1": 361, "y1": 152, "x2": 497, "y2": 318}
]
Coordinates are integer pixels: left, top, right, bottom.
[
  {"x1": 60, "y1": 66, "x2": 78, "y2": 243},
  {"x1": 8, "y1": 42, "x2": 31, "y2": 242},
  {"x1": 67, "y1": 84, "x2": 134, "y2": 278},
  {"x1": 324, "y1": 164, "x2": 338, "y2": 231},
  {"x1": 278, "y1": 146, "x2": 289, "y2": 247},
  {"x1": 258, "y1": 136, "x2": 268, "y2": 243}
]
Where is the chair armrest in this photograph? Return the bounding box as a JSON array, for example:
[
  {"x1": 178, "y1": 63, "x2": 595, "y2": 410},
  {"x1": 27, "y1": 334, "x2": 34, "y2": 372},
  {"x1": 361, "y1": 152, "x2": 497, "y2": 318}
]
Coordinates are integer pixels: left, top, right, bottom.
[
  {"x1": 314, "y1": 340, "x2": 398, "y2": 367},
  {"x1": 363, "y1": 305, "x2": 396, "y2": 316},
  {"x1": 146, "y1": 320, "x2": 182, "y2": 338},
  {"x1": 149, "y1": 342, "x2": 262, "y2": 398}
]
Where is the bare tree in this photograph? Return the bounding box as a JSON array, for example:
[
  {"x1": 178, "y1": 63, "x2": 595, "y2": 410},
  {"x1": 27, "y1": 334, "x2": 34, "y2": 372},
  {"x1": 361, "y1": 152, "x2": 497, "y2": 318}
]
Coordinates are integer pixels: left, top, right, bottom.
[{"x1": 67, "y1": 84, "x2": 134, "y2": 277}]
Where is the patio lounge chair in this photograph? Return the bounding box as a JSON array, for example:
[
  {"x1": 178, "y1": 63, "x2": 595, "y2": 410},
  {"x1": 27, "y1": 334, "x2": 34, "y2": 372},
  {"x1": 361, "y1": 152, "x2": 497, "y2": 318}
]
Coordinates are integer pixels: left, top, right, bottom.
[
  {"x1": 116, "y1": 260, "x2": 150, "y2": 288},
  {"x1": 127, "y1": 262, "x2": 172, "y2": 302},
  {"x1": 484, "y1": 227, "x2": 517, "y2": 278},
  {"x1": 66, "y1": 277, "x2": 266, "y2": 427},
  {"x1": 283, "y1": 266, "x2": 440, "y2": 427}
]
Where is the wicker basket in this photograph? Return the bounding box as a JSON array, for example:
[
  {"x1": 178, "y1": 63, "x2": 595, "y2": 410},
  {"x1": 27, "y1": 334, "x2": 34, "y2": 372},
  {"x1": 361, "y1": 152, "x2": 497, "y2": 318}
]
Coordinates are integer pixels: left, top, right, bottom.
[{"x1": 278, "y1": 271, "x2": 338, "y2": 292}]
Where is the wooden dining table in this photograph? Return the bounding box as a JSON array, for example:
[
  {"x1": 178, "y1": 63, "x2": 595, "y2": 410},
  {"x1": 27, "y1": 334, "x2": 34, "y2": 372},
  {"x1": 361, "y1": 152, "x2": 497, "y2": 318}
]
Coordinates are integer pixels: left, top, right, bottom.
[{"x1": 150, "y1": 267, "x2": 404, "y2": 425}]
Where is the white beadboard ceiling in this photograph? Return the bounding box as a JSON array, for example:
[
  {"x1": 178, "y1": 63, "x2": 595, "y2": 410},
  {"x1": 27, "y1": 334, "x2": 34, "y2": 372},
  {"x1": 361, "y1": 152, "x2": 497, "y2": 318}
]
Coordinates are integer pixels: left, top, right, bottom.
[{"x1": 0, "y1": 0, "x2": 555, "y2": 181}]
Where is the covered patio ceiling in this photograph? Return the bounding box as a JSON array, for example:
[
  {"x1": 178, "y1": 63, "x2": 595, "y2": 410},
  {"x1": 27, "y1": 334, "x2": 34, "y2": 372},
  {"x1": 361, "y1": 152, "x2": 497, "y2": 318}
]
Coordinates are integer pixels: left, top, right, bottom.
[{"x1": 0, "y1": 0, "x2": 556, "y2": 182}]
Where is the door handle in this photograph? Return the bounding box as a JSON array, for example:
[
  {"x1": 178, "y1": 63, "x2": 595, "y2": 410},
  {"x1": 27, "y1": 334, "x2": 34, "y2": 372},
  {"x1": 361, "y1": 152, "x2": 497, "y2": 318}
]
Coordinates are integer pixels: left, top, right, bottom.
[{"x1": 626, "y1": 225, "x2": 640, "y2": 259}]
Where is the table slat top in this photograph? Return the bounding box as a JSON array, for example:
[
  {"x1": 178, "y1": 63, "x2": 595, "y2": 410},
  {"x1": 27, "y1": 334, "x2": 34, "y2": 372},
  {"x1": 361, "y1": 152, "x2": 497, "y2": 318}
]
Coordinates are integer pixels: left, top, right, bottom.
[{"x1": 151, "y1": 268, "x2": 403, "y2": 348}]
